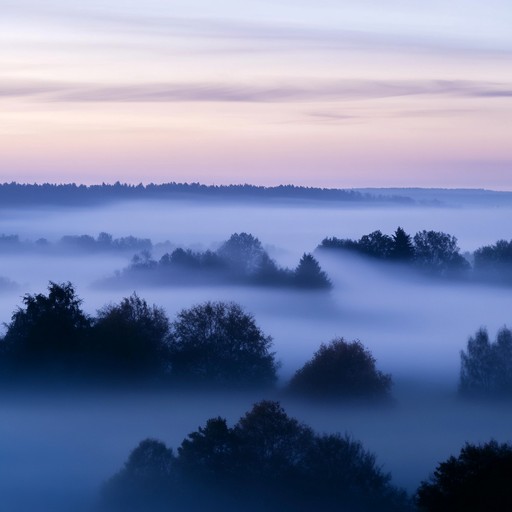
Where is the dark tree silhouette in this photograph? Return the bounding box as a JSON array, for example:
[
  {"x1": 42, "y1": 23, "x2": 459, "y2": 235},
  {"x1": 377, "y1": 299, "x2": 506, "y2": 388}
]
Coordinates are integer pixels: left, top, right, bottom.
[
  {"x1": 91, "y1": 294, "x2": 170, "y2": 381},
  {"x1": 167, "y1": 301, "x2": 278, "y2": 387},
  {"x1": 103, "y1": 439, "x2": 176, "y2": 512},
  {"x1": 294, "y1": 253, "x2": 332, "y2": 289},
  {"x1": 416, "y1": 440, "x2": 512, "y2": 511},
  {"x1": 217, "y1": 232, "x2": 267, "y2": 275},
  {"x1": 358, "y1": 230, "x2": 394, "y2": 258},
  {"x1": 288, "y1": 338, "x2": 392, "y2": 401},
  {"x1": 459, "y1": 327, "x2": 512, "y2": 398},
  {"x1": 102, "y1": 401, "x2": 411, "y2": 512},
  {"x1": 391, "y1": 227, "x2": 415, "y2": 261},
  {"x1": 413, "y1": 230, "x2": 469, "y2": 275},
  {"x1": 474, "y1": 239, "x2": 512, "y2": 282},
  {"x1": 0, "y1": 281, "x2": 91, "y2": 374}
]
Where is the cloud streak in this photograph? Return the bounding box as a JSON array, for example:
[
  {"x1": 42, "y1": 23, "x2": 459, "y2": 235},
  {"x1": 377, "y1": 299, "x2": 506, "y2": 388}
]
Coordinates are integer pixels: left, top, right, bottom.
[
  {"x1": 5, "y1": 7, "x2": 512, "y2": 59},
  {"x1": 2, "y1": 79, "x2": 512, "y2": 103}
]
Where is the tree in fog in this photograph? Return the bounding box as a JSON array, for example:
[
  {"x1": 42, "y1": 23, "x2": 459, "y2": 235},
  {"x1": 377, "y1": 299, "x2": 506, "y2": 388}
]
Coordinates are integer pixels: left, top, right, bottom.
[
  {"x1": 0, "y1": 281, "x2": 91, "y2": 373},
  {"x1": 167, "y1": 301, "x2": 278, "y2": 387},
  {"x1": 413, "y1": 230, "x2": 469, "y2": 275},
  {"x1": 217, "y1": 232, "x2": 267, "y2": 275},
  {"x1": 294, "y1": 253, "x2": 332, "y2": 289},
  {"x1": 102, "y1": 400, "x2": 411, "y2": 512},
  {"x1": 459, "y1": 327, "x2": 512, "y2": 397},
  {"x1": 103, "y1": 439, "x2": 176, "y2": 511},
  {"x1": 288, "y1": 338, "x2": 392, "y2": 401},
  {"x1": 473, "y1": 239, "x2": 512, "y2": 281},
  {"x1": 416, "y1": 440, "x2": 512, "y2": 511},
  {"x1": 358, "y1": 230, "x2": 394, "y2": 259},
  {"x1": 91, "y1": 294, "x2": 170, "y2": 381},
  {"x1": 390, "y1": 227, "x2": 415, "y2": 261}
]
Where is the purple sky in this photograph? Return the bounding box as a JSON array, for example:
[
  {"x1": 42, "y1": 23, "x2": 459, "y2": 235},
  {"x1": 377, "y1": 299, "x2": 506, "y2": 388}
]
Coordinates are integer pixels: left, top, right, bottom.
[{"x1": 1, "y1": 0, "x2": 512, "y2": 188}]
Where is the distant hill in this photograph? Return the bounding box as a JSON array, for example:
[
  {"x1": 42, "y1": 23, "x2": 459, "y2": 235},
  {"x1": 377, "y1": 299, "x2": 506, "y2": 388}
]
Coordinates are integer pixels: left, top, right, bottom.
[
  {"x1": 2, "y1": 182, "x2": 510, "y2": 208},
  {"x1": 0, "y1": 182, "x2": 414, "y2": 208},
  {"x1": 355, "y1": 188, "x2": 512, "y2": 207}
]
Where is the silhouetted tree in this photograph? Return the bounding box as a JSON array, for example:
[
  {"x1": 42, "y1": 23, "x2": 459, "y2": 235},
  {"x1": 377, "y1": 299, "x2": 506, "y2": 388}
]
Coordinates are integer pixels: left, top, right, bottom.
[
  {"x1": 167, "y1": 302, "x2": 278, "y2": 387},
  {"x1": 416, "y1": 440, "x2": 512, "y2": 511},
  {"x1": 413, "y1": 230, "x2": 469, "y2": 275},
  {"x1": 217, "y1": 233, "x2": 267, "y2": 275},
  {"x1": 459, "y1": 327, "x2": 512, "y2": 398},
  {"x1": 103, "y1": 439, "x2": 176, "y2": 512},
  {"x1": 294, "y1": 253, "x2": 332, "y2": 289},
  {"x1": 103, "y1": 401, "x2": 411, "y2": 512},
  {"x1": 473, "y1": 239, "x2": 512, "y2": 282},
  {"x1": 358, "y1": 230, "x2": 394, "y2": 259},
  {"x1": 391, "y1": 227, "x2": 415, "y2": 261},
  {"x1": 0, "y1": 281, "x2": 91, "y2": 374},
  {"x1": 91, "y1": 294, "x2": 170, "y2": 381},
  {"x1": 288, "y1": 338, "x2": 392, "y2": 401}
]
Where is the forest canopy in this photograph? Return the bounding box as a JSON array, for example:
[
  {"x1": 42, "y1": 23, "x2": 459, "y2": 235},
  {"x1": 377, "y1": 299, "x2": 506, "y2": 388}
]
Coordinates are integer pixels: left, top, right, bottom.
[{"x1": 102, "y1": 400, "x2": 411, "y2": 512}]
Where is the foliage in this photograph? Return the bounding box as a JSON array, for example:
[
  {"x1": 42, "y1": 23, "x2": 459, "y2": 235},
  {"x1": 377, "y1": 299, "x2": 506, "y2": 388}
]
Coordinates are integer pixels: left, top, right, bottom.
[
  {"x1": 124, "y1": 232, "x2": 330, "y2": 289},
  {"x1": 358, "y1": 230, "x2": 394, "y2": 258},
  {"x1": 217, "y1": 232, "x2": 267, "y2": 275},
  {"x1": 0, "y1": 281, "x2": 91, "y2": 373},
  {"x1": 474, "y1": 239, "x2": 512, "y2": 281},
  {"x1": 91, "y1": 294, "x2": 170, "y2": 380},
  {"x1": 102, "y1": 401, "x2": 411, "y2": 512},
  {"x1": 288, "y1": 338, "x2": 392, "y2": 401},
  {"x1": 294, "y1": 253, "x2": 332, "y2": 289},
  {"x1": 459, "y1": 327, "x2": 512, "y2": 398},
  {"x1": 391, "y1": 227, "x2": 415, "y2": 261},
  {"x1": 416, "y1": 440, "x2": 512, "y2": 511},
  {"x1": 167, "y1": 301, "x2": 278, "y2": 387},
  {"x1": 413, "y1": 230, "x2": 469, "y2": 275}
]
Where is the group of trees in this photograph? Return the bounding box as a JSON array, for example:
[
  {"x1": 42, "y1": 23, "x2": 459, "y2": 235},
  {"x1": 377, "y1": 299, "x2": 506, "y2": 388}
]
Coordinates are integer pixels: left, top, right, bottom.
[
  {"x1": 320, "y1": 227, "x2": 469, "y2": 276},
  {"x1": 0, "y1": 182, "x2": 407, "y2": 208},
  {"x1": 125, "y1": 233, "x2": 332, "y2": 290},
  {"x1": 104, "y1": 402, "x2": 512, "y2": 512},
  {"x1": 0, "y1": 283, "x2": 278, "y2": 387},
  {"x1": 5, "y1": 282, "x2": 512, "y2": 403},
  {"x1": 102, "y1": 400, "x2": 410, "y2": 512},
  {"x1": 0, "y1": 232, "x2": 152, "y2": 254},
  {"x1": 0, "y1": 283, "x2": 393, "y2": 399},
  {"x1": 473, "y1": 239, "x2": 512, "y2": 283},
  {"x1": 320, "y1": 226, "x2": 512, "y2": 284},
  {"x1": 416, "y1": 440, "x2": 512, "y2": 511}
]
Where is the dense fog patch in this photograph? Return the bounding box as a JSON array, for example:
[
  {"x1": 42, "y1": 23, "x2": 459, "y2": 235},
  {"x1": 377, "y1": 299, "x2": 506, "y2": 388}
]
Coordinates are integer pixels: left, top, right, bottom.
[{"x1": 0, "y1": 200, "x2": 511, "y2": 510}]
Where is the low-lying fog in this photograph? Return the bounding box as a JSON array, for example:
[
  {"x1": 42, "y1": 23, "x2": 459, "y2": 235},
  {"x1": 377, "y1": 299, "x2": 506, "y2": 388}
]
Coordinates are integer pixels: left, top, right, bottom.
[{"x1": 1, "y1": 199, "x2": 512, "y2": 510}]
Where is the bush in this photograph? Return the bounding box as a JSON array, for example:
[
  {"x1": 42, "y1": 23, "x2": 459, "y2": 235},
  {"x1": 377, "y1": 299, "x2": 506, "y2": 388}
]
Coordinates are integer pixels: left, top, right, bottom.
[
  {"x1": 416, "y1": 440, "x2": 512, "y2": 511},
  {"x1": 288, "y1": 338, "x2": 392, "y2": 401},
  {"x1": 168, "y1": 301, "x2": 278, "y2": 387}
]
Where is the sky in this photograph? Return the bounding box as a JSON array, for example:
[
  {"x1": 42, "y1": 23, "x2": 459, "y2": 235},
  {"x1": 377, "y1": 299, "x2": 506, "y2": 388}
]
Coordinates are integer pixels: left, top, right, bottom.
[{"x1": 1, "y1": 0, "x2": 512, "y2": 188}]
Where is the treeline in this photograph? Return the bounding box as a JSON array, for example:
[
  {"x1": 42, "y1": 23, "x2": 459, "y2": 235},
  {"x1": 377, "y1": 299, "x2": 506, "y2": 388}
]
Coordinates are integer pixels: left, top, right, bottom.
[
  {"x1": 119, "y1": 233, "x2": 332, "y2": 290},
  {"x1": 0, "y1": 182, "x2": 413, "y2": 207},
  {"x1": 0, "y1": 231, "x2": 151, "y2": 253},
  {"x1": 103, "y1": 401, "x2": 512, "y2": 512},
  {"x1": 2, "y1": 282, "x2": 512, "y2": 402},
  {"x1": 320, "y1": 226, "x2": 512, "y2": 282},
  {"x1": 0, "y1": 282, "x2": 391, "y2": 399},
  {"x1": 102, "y1": 401, "x2": 410, "y2": 512}
]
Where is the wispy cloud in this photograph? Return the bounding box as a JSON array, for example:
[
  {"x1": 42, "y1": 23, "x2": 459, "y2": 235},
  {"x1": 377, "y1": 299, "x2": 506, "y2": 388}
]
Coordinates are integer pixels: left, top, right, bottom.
[
  {"x1": 2, "y1": 79, "x2": 512, "y2": 103},
  {"x1": 4, "y1": 7, "x2": 512, "y2": 58}
]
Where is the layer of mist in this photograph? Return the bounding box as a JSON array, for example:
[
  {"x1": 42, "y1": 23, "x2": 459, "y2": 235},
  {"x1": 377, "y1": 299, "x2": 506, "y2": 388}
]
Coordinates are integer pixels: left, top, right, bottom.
[{"x1": 0, "y1": 199, "x2": 511, "y2": 510}]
